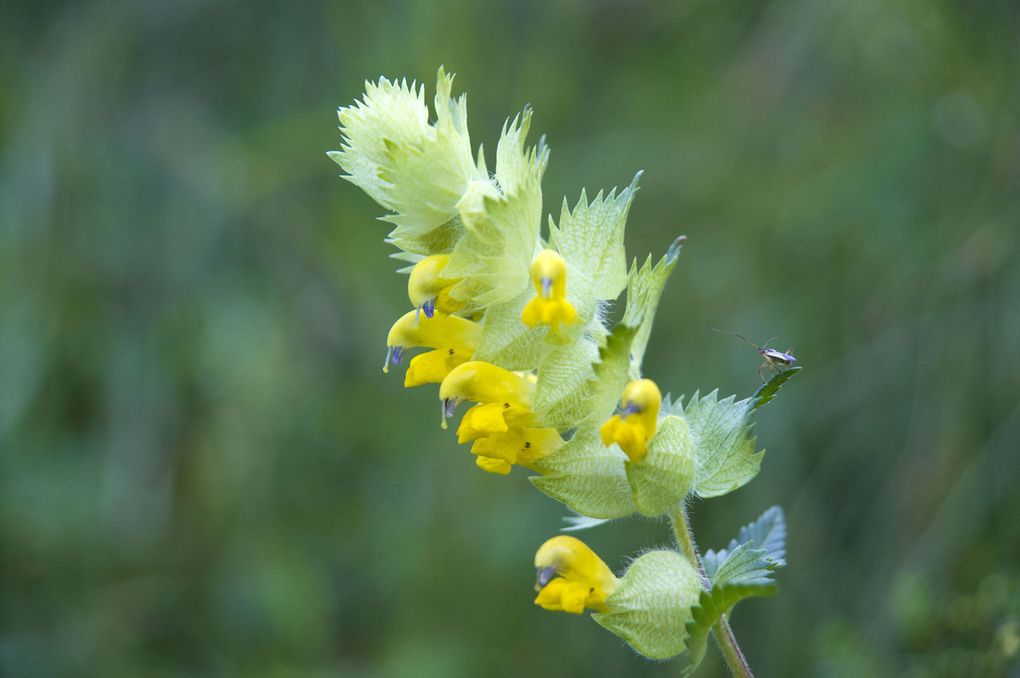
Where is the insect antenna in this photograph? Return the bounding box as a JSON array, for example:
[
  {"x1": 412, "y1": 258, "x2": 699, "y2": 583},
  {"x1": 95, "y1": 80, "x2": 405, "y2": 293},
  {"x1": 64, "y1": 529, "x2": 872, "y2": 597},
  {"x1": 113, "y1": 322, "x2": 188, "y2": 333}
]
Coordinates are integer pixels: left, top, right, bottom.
[{"x1": 712, "y1": 328, "x2": 760, "y2": 349}]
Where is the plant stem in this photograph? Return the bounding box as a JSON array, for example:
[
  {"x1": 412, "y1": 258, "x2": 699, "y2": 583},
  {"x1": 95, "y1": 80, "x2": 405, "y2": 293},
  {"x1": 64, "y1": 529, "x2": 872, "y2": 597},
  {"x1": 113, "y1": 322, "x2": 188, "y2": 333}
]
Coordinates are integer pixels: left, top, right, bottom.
[{"x1": 670, "y1": 504, "x2": 754, "y2": 678}]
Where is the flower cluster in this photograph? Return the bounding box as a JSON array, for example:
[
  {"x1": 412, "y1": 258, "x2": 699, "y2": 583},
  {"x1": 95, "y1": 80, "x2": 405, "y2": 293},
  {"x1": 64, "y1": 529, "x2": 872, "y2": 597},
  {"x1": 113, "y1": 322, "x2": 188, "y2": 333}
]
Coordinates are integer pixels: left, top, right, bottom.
[{"x1": 332, "y1": 68, "x2": 795, "y2": 672}]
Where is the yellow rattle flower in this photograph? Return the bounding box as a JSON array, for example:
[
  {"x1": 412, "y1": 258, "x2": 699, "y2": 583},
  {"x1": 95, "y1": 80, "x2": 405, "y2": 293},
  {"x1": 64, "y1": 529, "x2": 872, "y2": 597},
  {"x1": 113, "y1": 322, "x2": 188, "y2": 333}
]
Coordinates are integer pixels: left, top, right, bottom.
[
  {"x1": 439, "y1": 361, "x2": 562, "y2": 474},
  {"x1": 534, "y1": 535, "x2": 619, "y2": 614},
  {"x1": 407, "y1": 254, "x2": 462, "y2": 318},
  {"x1": 599, "y1": 378, "x2": 662, "y2": 462},
  {"x1": 521, "y1": 249, "x2": 577, "y2": 329},
  {"x1": 385, "y1": 310, "x2": 481, "y2": 387}
]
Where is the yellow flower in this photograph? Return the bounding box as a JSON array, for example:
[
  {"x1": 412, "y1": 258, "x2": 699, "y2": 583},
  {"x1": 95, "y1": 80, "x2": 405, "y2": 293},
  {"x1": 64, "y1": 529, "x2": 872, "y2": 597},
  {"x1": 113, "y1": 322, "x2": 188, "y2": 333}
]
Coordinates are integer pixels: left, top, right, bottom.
[
  {"x1": 599, "y1": 378, "x2": 662, "y2": 462},
  {"x1": 521, "y1": 249, "x2": 577, "y2": 329},
  {"x1": 385, "y1": 310, "x2": 481, "y2": 387},
  {"x1": 407, "y1": 254, "x2": 462, "y2": 318},
  {"x1": 439, "y1": 361, "x2": 563, "y2": 474},
  {"x1": 534, "y1": 536, "x2": 619, "y2": 614}
]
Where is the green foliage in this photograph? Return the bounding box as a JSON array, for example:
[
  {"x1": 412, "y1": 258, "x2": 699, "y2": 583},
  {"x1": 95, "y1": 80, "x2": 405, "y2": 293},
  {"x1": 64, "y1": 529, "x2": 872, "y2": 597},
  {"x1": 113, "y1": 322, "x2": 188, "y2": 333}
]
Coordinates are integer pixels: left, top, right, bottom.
[
  {"x1": 752, "y1": 366, "x2": 802, "y2": 411},
  {"x1": 331, "y1": 68, "x2": 484, "y2": 254},
  {"x1": 443, "y1": 110, "x2": 549, "y2": 308},
  {"x1": 622, "y1": 237, "x2": 684, "y2": 379},
  {"x1": 533, "y1": 339, "x2": 600, "y2": 429},
  {"x1": 670, "y1": 391, "x2": 763, "y2": 499},
  {"x1": 593, "y1": 550, "x2": 703, "y2": 660},
  {"x1": 625, "y1": 415, "x2": 695, "y2": 516},
  {"x1": 530, "y1": 428, "x2": 635, "y2": 519},
  {"x1": 549, "y1": 173, "x2": 640, "y2": 302},
  {"x1": 683, "y1": 507, "x2": 788, "y2": 674},
  {"x1": 703, "y1": 505, "x2": 787, "y2": 577}
]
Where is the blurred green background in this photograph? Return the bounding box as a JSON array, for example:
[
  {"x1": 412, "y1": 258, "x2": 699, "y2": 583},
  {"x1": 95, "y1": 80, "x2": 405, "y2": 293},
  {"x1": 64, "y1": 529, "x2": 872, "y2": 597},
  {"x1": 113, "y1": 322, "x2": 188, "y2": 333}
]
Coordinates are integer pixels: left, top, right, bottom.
[{"x1": 2, "y1": 0, "x2": 1019, "y2": 676}]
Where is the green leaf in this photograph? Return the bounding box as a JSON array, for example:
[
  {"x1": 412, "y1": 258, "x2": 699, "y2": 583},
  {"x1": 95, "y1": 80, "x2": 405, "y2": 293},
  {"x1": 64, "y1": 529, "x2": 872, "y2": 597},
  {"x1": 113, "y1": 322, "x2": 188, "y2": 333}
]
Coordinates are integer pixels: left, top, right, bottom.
[
  {"x1": 533, "y1": 339, "x2": 600, "y2": 430},
  {"x1": 332, "y1": 68, "x2": 485, "y2": 255},
  {"x1": 624, "y1": 415, "x2": 695, "y2": 517},
  {"x1": 472, "y1": 291, "x2": 547, "y2": 370},
  {"x1": 683, "y1": 507, "x2": 787, "y2": 674},
  {"x1": 443, "y1": 109, "x2": 549, "y2": 309},
  {"x1": 622, "y1": 236, "x2": 684, "y2": 378},
  {"x1": 592, "y1": 550, "x2": 703, "y2": 660},
  {"x1": 586, "y1": 324, "x2": 637, "y2": 426},
  {"x1": 681, "y1": 553, "x2": 778, "y2": 675},
  {"x1": 530, "y1": 428, "x2": 635, "y2": 519},
  {"x1": 703, "y1": 505, "x2": 787, "y2": 578},
  {"x1": 752, "y1": 366, "x2": 801, "y2": 410},
  {"x1": 672, "y1": 390, "x2": 763, "y2": 499},
  {"x1": 548, "y1": 173, "x2": 641, "y2": 302}
]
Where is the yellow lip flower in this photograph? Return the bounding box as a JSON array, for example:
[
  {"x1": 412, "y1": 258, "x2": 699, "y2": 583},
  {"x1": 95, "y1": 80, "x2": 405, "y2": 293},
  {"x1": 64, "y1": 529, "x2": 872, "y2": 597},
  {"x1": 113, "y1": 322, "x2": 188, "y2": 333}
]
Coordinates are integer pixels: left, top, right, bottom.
[
  {"x1": 385, "y1": 310, "x2": 481, "y2": 387},
  {"x1": 533, "y1": 535, "x2": 619, "y2": 614},
  {"x1": 521, "y1": 249, "x2": 577, "y2": 329},
  {"x1": 408, "y1": 254, "x2": 462, "y2": 318},
  {"x1": 439, "y1": 361, "x2": 562, "y2": 474},
  {"x1": 599, "y1": 378, "x2": 662, "y2": 462}
]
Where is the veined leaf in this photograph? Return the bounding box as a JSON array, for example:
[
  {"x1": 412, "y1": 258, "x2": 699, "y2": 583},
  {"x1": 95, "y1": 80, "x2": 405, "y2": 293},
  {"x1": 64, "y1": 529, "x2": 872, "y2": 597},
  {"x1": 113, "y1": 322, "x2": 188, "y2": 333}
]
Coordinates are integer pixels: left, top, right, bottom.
[
  {"x1": 672, "y1": 390, "x2": 763, "y2": 499},
  {"x1": 703, "y1": 505, "x2": 787, "y2": 577},
  {"x1": 530, "y1": 428, "x2": 635, "y2": 519},
  {"x1": 549, "y1": 173, "x2": 640, "y2": 302},
  {"x1": 622, "y1": 236, "x2": 684, "y2": 378},
  {"x1": 592, "y1": 550, "x2": 702, "y2": 660},
  {"x1": 752, "y1": 366, "x2": 801, "y2": 410},
  {"x1": 443, "y1": 109, "x2": 549, "y2": 309},
  {"x1": 332, "y1": 68, "x2": 484, "y2": 254},
  {"x1": 684, "y1": 506, "x2": 787, "y2": 674},
  {"x1": 533, "y1": 339, "x2": 600, "y2": 430},
  {"x1": 625, "y1": 415, "x2": 695, "y2": 517}
]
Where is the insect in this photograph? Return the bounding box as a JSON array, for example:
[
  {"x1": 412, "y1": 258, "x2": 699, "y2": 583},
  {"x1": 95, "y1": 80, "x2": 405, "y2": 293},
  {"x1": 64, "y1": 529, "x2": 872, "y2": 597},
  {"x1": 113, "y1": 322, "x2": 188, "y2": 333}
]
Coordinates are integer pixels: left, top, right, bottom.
[{"x1": 713, "y1": 330, "x2": 797, "y2": 382}]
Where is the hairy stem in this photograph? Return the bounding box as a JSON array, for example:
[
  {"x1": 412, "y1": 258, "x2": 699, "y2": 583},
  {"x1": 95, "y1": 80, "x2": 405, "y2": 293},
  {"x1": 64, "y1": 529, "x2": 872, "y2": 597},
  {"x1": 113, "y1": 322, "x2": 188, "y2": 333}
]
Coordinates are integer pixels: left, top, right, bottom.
[{"x1": 670, "y1": 504, "x2": 754, "y2": 678}]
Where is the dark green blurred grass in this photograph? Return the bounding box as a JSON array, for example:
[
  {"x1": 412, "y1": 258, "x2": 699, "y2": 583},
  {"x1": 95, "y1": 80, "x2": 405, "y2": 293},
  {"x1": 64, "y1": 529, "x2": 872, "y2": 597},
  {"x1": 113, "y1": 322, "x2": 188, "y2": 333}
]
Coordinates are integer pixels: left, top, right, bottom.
[{"x1": 1, "y1": 1, "x2": 1018, "y2": 676}]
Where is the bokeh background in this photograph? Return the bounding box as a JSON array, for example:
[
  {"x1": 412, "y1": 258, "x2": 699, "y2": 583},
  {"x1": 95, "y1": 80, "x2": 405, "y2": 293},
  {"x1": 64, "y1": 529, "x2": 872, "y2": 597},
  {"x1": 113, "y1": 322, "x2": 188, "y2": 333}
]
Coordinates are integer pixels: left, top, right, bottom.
[{"x1": 2, "y1": 1, "x2": 1019, "y2": 676}]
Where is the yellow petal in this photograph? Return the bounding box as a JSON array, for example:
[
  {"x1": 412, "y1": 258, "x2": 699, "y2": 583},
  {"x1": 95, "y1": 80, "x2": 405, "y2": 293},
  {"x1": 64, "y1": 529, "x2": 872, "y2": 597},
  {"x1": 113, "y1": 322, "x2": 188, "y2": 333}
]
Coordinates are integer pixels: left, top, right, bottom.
[
  {"x1": 457, "y1": 403, "x2": 510, "y2": 443},
  {"x1": 404, "y1": 348, "x2": 472, "y2": 387},
  {"x1": 439, "y1": 361, "x2": 535, "y2": 408},
  {"x1": 475, "y1": 455, "x2": 512, "y2": 475},
  {"x1": 407, "y1": 254, "x2": 459, "y2": 308},
  {"x1": 387, "y1": 310, "x2": 481, "y2": 352}
]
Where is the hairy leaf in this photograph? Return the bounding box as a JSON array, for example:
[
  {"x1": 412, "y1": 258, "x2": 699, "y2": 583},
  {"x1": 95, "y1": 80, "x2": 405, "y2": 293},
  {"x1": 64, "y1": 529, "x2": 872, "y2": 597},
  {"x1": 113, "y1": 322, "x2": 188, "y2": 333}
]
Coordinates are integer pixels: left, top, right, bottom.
[
  {"x1": 549, "y1": 173, "x2": 640, "y2": 302},
  {"x1": 443, "y1": 110, "x2": 548, "y2": 308},
  {"x1": 592, "y1": 550, "x2": 702, "y2": 660},
  {"x1": 703, "y1": 505, "x2": 787, "y2": 577},
  {"x1": 622, "y1": 236, "x2": 684, "y2": 378},
  {"x1": 331, "y1": 68, "x2": 484, "y2": 254},
  {"x1": 672, "y1": 390, "x2": 763, "y2": 498},
  {"x1": 530, "y1": 428, "x2": 635, "y2": 519},
  {"x1": 625, "y1": 415, "x2": 695, "y2": 516}
]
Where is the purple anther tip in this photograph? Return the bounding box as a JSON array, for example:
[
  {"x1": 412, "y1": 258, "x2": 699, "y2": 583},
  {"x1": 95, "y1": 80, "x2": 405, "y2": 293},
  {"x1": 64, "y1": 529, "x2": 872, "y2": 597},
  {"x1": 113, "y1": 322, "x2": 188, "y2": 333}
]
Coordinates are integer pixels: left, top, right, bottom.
[
  {"x1": 443, "y1": 398, "x2": 459, "y2": 419},
  {"x1": 390, "y1": 346, "x2": 405, "y2": 365},
  {"x1": 623, "y1": 403, "x2": 641, "y2": 416},
  {"x1": 422, "y1": 299, "x2": 436, "y2": 318},
  {"x1": 541, "y1": 278, "x2": 553, "y2": 297}
]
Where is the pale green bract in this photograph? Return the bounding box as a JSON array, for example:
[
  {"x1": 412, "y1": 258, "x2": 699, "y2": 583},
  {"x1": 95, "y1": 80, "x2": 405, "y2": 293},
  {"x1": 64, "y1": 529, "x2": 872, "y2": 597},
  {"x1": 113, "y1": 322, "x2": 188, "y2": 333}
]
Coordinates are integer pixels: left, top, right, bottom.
[
  {"x1": 593, "y1": 550, "x2": 703, "y2": 660},
  {"x1": 624, "y1": 238, "x2": 684, "y2": 379},
  {"x1": 625, "y1": 415, "x2": 695, "y2": 516},
  {"x1": 549, "y1": 173, "x2": 640, "y2": 302},
  {"x1": 667, "y1": 390, "x2": 764, "y2": 498},
  {"x1": 443, "y1": 110, "x2": 549, "y2": 309},
  {"x1": 330, "y1": 68, "x2": 484, "y2": 255}
]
